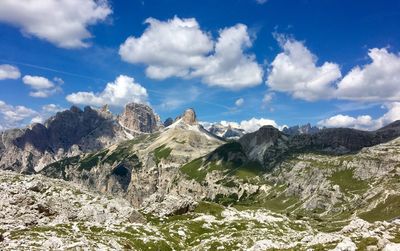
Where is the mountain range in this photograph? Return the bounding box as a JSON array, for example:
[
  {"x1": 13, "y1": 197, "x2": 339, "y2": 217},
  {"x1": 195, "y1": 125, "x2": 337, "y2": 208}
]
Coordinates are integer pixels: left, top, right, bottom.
[{"x1": 1, "y1": 102, "x2": 400, "y2": 250}]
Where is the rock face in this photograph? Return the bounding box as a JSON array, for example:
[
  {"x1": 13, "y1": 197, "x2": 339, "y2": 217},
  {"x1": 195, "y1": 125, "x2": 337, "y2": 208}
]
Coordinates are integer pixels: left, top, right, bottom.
[
  {"x1": 282, "y1": 123, "x2": 320, "y2": 135},
  {"x1": 118, "y1": 103, "x2": 160, "y2": 133},
  {"x1": 207, "y1": 123, "x2": 245, "y2": 140},
  {"x1": 181, "y1": 108, "x2": 197, "y2": 125},
  {"x1": 163, "y1": 117, "x2": 174, "y2": 127},
  {"x1": 0, "y1": 103, "x2": 162, "y2": 173},
  {"x1": 238, "y1": 121, "x2": 400, "y2": 168}
]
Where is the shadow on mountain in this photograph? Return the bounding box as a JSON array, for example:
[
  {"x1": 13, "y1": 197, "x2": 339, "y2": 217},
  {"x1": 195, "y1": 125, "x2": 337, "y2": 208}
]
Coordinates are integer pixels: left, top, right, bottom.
[{"x1": 12, "y1": 106, "x2": 116, "y2": 154}]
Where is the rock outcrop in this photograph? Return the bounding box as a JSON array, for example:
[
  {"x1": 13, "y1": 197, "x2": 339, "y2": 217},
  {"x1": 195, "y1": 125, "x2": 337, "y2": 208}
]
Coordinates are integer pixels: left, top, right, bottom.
[
  {"x1": 117, "y1": 103, "x2": 160, "y2": 133},
  {"x1": 207, "y1": 123, "x2": 245, "y2": 140},
  {"x1": 163, "y1": 117, "x2": 174, "y2": 127},
  {"x1": 181, "y1": 108, "x2": 197, "y2": 125},
  {"x1": 282, "y1": 123, "x2": 321, "y2": 135}
]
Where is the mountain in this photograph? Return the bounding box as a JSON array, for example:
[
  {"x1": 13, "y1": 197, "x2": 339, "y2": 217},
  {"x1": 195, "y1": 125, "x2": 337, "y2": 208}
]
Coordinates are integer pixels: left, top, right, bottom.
[
  {"x1": 117, "y1": 102, "x2": 162, "y2": 134},
  {"x1": 2, "y1": 105, "x2": 400, "y2": 250},
  {"x1": 282, "y1": 123, "x2": 321, "y2": 135},
  {"x1": 206, "y1": 122, "x2": 245, "y2": 140},
  {"x1": 237, "y1": 122, "x2": 400, "y2": 169},
  {"x1": 0, "y1": 103, "x2": 160, "y2": 173},
  {"x1": 41, "y1": 108, "x2": 224, "y2": 209}
]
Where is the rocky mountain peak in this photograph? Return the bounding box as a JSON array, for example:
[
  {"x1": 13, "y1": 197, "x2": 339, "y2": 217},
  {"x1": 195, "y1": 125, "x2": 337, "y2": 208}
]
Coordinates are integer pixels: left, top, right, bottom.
[
  {"x1": 181, "y1": 108, "x2": 197, "y2": 125},
  {"x1": 118, "y1": 102, "x2": 159, "y2": 133},
  {"x1": 100, "y1": 104, "x2": 109, "y2": 113},
  {"x1": 69, "y1": 105, "x2": 81, "y2": 113},
  {"x1": 163, "y1": 117, "x2": 174, "y2": 127}
]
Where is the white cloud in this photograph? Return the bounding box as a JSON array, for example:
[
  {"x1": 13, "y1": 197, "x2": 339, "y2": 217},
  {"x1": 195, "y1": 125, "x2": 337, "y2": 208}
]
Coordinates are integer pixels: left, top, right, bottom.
[
  {"x1": 0, "y1": 101, "x2": 68, "y2": 130},
  {"x1": 235, "y1": 98, "x2": 244, "y2": 107},
  {"x1": 318, "y1": 102, "x2": 400, "y2": 130},
  {"x1": 240, "y1": 117, "x2": 280, "y2": 132},
  {"x1": 120, "y1": 16, "x2": 212, "y2": 79},
  {"x1": 66, "y1": 75, "x2": 148, "y2": 107},
  {"x1": 0, "y1": 64, "x2": 21, "y2": 80},
  {"x1": 0, "y1": 100, "x2": 38, "y2": 129},
  {"x1": 267, "y1": 36, "x2": 341, "y2": 101},
  {"x1": 119, "y1": 17, "x2": 263, "y2": 89},
  {"x1": 23, "y1": 75, "x2": 54, "y2": 89},
  {"x1": 22, "y1": 75, "x2": 62, "y2": 98},
  {"x1": 262, "y1": 92, "x2": 274, "y2": 104},
  {"x1": 206, "y1": 117, "x2": 282, "y2": 134},
  {"x1": 336, "y1": 48, "x2": 400, "y2": 102},
  {"x1": 42, "y1": 104, "x2": 64, "y2": 113},
  {"x1": 192, "y1": 24, "x2": 263, "y2": 89},
  {"x1": 0, "y1": 0, "x2": 112, "y2": 48}
]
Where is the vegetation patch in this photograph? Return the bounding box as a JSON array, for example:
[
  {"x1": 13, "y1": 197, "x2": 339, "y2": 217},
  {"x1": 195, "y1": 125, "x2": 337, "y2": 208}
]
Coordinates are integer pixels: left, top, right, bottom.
[
  {"x1": 329, "y1": 169, "x2": 369, "y2": 194},
  {"x1": 154, "y1": 144, "x2": 172, "y2": 165},
  {"x1": 359, "y1": 195, "x2": 400, "y2": 222},
  {"x1": 180, "y1": 158, "x2": 206, "y2": 182},
  {"x1": 194, "y1": 201, "x2": 225, "y2": 217},
  {"x1": 355, "y1": 237, "x2": 378, "y2": 250},
  {"x1": 79, "y1": 150, "x2": 108, "y2": 170}
]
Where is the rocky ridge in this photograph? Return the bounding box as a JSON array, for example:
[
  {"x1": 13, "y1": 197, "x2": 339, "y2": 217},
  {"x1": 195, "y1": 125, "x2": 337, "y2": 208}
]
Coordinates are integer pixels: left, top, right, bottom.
[
  {"x1": 207, "y1": 123, "x2": 245, "y2": 140},
  {"x1": 0, "y1": 103, "x2": 160, "y2": 174},
  {"x1": 282, "y1": 123, "x2": 321, "y2": 135}
]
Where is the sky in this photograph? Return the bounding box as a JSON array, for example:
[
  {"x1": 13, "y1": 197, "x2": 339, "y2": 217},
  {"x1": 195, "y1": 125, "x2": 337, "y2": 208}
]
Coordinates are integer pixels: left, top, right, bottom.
[{"x1": 0, "y1": 0, "x2": 400, "y2": 132}]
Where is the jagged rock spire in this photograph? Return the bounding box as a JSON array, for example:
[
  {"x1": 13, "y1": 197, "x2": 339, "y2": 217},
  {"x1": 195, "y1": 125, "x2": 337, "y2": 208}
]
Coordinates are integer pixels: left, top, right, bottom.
[{"x1": 181, "y1": 108, "x2": 197, "y2": 125}]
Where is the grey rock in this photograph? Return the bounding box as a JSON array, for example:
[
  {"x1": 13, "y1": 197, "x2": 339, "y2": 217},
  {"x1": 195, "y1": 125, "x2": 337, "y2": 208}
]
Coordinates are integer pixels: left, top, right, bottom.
[
  {"x1": 163, "y1": 117, "x2": 174, "y2": 127},
  {"x1": 282, "y1": 123, "x2": 320, "y2": 135},
  {"x1": 181, "y1": 108, "x2": 197, "y2": 125},
  {"x1": 128, "y1": 210, "x2": 146, "y2": 224},
  {"x1": 118, "y1": 103, "x2": 159, "y2": 133},
  {"x1": 0, "y1": 102, "x2": 163, "y2": 173}
]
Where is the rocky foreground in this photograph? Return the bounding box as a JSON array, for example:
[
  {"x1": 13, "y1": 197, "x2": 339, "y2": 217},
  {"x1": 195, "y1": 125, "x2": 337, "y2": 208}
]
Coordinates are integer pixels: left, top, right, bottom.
[{"x1": 0, "y1": 171, "x2": 400, "y2": 250}]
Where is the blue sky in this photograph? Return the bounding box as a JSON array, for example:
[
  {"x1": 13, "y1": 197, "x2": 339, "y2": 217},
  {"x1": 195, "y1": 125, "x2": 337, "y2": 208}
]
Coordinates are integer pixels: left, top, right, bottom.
[{"x1": 0, "y1": 0, "x2": 400, "y2": 131}]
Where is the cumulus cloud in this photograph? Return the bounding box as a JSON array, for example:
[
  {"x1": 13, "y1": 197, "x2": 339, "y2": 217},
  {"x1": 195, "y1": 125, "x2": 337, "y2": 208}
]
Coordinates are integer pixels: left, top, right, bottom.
[
  {"x1": 205, "y1": 117, "x2": 282, "y2": 134},
  {"x1": 23, "y1": 75, "x2": 54, "y2": 89},
  {"x1": 42, "y1": 104, "x2": 64, "y2": 113},
  {"x1": 0, "y1": 100, "x2": 38, "y2": 129},
  {"x1": 192, "y1": 24, "x2": 263, "y2": 89},
  {"x1": 336, "y1": 48, "x2": 400, "y2": 102},
  {"x1": 120, "y1": 17, "x2": 212, "y2": 79},
  {"x1": 240, "y1": 118, "x2": 280, "y2": 132},
  {"x1": 22, "y1": 75, "x2": 62, "y2": 98},
  {"x1": 66, "y1": 75, "x2": 148, "y2": 107},
  {"x1": 119, "y1": 17, "x2": 263, "y2": 89},
  {"x1": 0, "y1": 0, "x2": 112, "y2": 48},
  {"x1": 267, "y1": 36, "x2": 341, "y2": 101},
  {"x1": 0, "y1": 101, "x2": 68, "y2": 130},
  {"x1": 318, "y1": 102, "x2": 400, "y2": 130},
  {"x1": 235, "y1": 98, "x2": 244, "y2": 107},
  {"x1": 0, "y1": 64, "x2": 21, "y2": 80}
]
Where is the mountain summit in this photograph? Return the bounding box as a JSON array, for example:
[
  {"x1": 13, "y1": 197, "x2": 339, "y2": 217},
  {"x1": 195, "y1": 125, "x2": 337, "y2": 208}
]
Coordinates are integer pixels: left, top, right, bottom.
[{"x1": 181, "y1": 108, "x2": 197, "y2": 125}]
